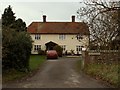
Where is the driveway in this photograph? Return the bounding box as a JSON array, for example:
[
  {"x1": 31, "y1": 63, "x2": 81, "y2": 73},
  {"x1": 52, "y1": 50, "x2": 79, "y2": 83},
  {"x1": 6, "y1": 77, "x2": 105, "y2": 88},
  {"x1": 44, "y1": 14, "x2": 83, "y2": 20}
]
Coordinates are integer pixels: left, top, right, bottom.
[{"x1": 3, "y1": 57, "x2": 109, "y2": 88}]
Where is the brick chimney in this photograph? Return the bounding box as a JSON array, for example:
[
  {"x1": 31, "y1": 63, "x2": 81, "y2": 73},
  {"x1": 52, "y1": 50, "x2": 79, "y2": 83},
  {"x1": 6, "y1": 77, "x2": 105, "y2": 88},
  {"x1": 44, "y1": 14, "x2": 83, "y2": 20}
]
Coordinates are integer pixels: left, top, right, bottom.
[
  {"x1": 72, "y1": 15, "x2": 75, "y2": 22},
  {"x1": 43, "y1": 15, "x2": 46, "y2": 22}
]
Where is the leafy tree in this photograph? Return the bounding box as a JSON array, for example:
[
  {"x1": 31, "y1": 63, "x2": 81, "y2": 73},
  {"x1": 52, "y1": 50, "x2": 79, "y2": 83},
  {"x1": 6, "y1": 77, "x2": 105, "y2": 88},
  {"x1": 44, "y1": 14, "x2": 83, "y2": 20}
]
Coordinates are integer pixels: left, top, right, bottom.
[
  {"x1": 14, "y1": 18, "x2": 27, "y2": 32},
  {"x1": 2, "y1": 5, "x2": 16, "y2": 28},
  {"x1": 2, "y1": 5, "x2": 32, "y2": 72},
  {"x1": 2, "y1": 5, "x2": 27, "y2": 32}
]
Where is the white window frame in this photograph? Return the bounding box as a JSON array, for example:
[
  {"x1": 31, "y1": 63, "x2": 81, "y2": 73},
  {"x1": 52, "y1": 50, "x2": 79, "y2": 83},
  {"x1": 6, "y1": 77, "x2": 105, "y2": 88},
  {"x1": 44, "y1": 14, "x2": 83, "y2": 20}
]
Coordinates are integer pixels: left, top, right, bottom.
[
  {"x1": 59, "y1": 34, "x2": 66, "y2": 40},
  {"x1": 60, "y1": 45, "x2": 66, "y2": 51},
  {"x1": 35, "y1": 34, "x2": 41, "y2": 40},
  {"x1": 76, "y1": 45, "x2": 82, "y2": 52},
  {"x1": 34, "y1": 45, "x2": 41, "y2": 52},
  {"x1": 76, "y1": 34, "x2": 83, "y2": 40}
]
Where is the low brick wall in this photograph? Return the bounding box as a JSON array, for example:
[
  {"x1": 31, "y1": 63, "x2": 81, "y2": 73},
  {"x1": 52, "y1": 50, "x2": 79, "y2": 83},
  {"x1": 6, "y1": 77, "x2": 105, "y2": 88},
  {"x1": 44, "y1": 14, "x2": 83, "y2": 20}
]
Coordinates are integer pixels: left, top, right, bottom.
[{"x1": 82, "y1": 50, "x2": 119, "y2": 65}]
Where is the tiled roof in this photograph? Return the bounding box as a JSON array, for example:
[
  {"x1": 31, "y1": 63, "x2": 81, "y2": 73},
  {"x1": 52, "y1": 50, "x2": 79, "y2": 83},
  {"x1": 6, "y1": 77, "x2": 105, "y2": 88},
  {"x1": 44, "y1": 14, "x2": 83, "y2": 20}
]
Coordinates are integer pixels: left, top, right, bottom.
[{"x1": 27, "y1": 22, "x2": 89, "y2": 35}]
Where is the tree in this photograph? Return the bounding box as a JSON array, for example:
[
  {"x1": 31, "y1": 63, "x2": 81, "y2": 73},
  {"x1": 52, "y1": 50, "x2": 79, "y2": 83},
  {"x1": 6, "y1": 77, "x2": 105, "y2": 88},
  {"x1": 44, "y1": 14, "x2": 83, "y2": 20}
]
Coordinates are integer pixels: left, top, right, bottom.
[
  {"x1": 2, "y1": 5, "x2": 27, "y2": 32},
  {"x1": 2, "y1": 5, "x2": 32, "y2": 72},
  {"x1": 14, "y1": 18, "x2": 27, "y2": 32},
  {"x1": 2, "y1": 5, "x2": 16, "y2": 28},
  {"x1": 2, "y1": 29, "x2": 32, "y2": 72},
  {"x1": 77, "y1": 0, "x2": 120, "y2": 50}
]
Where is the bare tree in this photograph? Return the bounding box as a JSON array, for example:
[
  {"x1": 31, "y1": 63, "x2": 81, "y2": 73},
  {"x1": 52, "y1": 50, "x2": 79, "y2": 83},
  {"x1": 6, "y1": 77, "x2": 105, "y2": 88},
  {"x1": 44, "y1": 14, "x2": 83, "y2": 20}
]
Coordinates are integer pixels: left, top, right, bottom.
[{"x1": 77, "y1": 0, "x2": 120, "y2": 50}]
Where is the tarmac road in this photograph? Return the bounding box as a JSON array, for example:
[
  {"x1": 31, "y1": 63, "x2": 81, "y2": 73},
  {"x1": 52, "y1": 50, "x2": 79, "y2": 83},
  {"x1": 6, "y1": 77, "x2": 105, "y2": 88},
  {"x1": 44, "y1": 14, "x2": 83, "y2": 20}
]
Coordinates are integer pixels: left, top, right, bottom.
[{"x1": 3, "y1": 57, "x2": 109, "y2": 88}]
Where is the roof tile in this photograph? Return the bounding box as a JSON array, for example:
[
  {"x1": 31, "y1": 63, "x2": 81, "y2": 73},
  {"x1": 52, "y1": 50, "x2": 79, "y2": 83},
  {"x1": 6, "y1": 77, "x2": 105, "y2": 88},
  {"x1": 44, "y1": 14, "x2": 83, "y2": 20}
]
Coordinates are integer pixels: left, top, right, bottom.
[{"x1": 27, "y1": 22, "x2": 89, "y2": 35}]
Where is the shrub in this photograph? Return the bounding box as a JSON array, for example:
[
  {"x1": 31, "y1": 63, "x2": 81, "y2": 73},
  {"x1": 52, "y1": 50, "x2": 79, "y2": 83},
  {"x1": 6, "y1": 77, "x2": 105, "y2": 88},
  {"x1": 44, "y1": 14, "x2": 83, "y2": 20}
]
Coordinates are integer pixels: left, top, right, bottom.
[
  {"x1": 38, "y1": 49, "x2": 45, "y2": 55},
  {"x1": 70, "y1": 49, "x2": 75, "y2": 55},
  {"x1": 2, "y1": 30, "x2": 32, "y2": 72},
  {"x1": 67, "y1": 52, "x2": 72, "y2": 55},
  {"x1": 53, "y1": 45, "x2": 63, "y2": 57}
]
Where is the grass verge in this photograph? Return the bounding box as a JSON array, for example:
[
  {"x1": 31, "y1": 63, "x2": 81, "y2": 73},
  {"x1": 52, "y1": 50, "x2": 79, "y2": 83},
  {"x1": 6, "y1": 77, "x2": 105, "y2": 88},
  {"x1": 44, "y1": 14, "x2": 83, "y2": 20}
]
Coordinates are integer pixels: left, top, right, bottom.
[
  {"x1": 3, "y1": 55, "x2": 46, "y2": 83},
  {"x1": 84, "y1": 63, "x2": 118, "y2": 87}
]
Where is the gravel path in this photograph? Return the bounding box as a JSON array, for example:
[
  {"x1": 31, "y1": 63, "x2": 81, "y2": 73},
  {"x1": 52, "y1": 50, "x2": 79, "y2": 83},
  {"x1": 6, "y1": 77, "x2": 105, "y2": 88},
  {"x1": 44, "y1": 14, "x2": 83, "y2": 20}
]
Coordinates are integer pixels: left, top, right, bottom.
[{"x1": 3, "y1": 57, "x2": 109, "y2": 88}]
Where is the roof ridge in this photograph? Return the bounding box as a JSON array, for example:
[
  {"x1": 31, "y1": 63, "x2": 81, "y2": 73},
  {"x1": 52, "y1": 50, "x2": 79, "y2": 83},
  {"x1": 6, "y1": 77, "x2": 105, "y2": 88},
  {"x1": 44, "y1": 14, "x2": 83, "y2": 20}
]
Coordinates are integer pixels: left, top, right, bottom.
[{"x1": 32, "y1": 22, "x2": 82, "y2": 23}]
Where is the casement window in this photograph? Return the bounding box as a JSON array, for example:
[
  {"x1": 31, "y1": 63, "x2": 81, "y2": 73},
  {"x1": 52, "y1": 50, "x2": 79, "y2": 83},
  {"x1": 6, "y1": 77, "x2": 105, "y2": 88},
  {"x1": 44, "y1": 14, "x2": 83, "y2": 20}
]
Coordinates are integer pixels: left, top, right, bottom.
[
  {"x1": 60, "y1": 45, "x2": 66, "y2": 51},
  {"x1": 35, "y1": 34, "x2": 41, "y2": 40},
  {"x1": 59, "y1": 34, "x2": 66, "y2": 40},
  {"x1": 76, "y1": 35, "x2": 83, "y2": 40},
  {"x1": 34, "y1": 45, "x2": 41, "y2": 52},
  {"x1": 76, "y1": 45, "x2": 82, "y2": 52}
]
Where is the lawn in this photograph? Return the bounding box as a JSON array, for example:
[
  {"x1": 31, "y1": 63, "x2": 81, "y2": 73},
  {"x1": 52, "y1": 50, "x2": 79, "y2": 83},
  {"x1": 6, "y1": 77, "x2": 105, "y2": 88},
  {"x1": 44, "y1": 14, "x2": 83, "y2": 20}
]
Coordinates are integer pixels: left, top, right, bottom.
[
  {"x1": 3, "y1": 55, "x2": 46, "y2": 83},
  {"x1": 29, "y1": 55, "x2": 46, "y2": 71}
]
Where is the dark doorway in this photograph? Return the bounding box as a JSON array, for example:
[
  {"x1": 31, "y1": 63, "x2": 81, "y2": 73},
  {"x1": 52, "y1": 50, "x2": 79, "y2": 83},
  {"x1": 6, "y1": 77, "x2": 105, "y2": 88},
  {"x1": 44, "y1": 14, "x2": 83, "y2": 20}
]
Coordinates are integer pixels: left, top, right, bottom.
[{"x1": 45, "y1": 41, "x2": 57, "y2": 50}]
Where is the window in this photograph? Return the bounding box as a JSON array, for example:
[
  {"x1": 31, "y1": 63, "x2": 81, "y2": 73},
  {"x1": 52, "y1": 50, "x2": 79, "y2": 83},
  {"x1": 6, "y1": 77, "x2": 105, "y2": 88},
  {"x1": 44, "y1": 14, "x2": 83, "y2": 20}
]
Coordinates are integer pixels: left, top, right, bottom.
[
  {"x1": 35, "y1": 34, "x2": 40, "y2": 40},
  {"x1": 59, "y1": 34, "x2": 66, "y2": 40},
  {"x1": 76, "y1": 46, "x2": 82, "y2": 52},
  {"x1": 76, "y1": 35, "x2": 83, "y2": 40},
  {"x1": 34, "y1": 45, "x2": 41, "y2": 52},
  {"x1": 60, "y1": 45, "x2": 66, "y2": 51}
]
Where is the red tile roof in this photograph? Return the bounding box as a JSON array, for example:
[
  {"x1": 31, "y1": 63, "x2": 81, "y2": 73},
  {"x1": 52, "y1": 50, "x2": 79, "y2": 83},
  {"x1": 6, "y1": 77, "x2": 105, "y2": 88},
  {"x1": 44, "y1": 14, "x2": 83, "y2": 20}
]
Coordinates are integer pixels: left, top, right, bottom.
[{"x1": 27, "y1": 22, "x2": 89, "y2": 35}]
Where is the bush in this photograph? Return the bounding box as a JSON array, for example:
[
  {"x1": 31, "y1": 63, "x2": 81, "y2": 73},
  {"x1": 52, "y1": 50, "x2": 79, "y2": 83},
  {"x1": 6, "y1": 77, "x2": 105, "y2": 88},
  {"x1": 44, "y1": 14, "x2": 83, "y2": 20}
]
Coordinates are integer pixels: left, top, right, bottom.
[
  {"x1": 53, "y1": 45, "x2": 63, "y2": 57},
  {"x1": 2, "y1": 29, "x2": 32, "y2": 72},
  {"x1": 67, "y1": 52, "x2": 72, "y2": 55},
  {"x1": 38, "y1": 49, "x2": 46, "y2": 55},
  {"x1": 70, "y1": 50, "x2": 75, "y2": 55}
]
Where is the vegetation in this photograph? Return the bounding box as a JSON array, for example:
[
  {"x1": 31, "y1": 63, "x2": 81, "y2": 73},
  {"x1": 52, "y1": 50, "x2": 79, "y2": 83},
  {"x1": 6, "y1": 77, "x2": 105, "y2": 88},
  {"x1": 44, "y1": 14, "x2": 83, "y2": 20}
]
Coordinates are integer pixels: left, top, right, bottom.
[
  {"x1": 29, "y1": 55, "x2": 45, "y2": 71},
  {"x1": 2, "y1": 5, "x2": 32, "y2": 72},
  {"x1": 77, "y1": 0, "x2": 120, "y2": 50},
  {"x1": 38, "y1": 49, "x2": 46, "y2": 55},
  {"x1": 3, "y1": 55, "x2": 46, "y2": 83},
  {"x1": 53, "y1": 45, "x2": 63, "y2": 57},
  {"x1": 76, "y1": 57, "x2": 118, "y2": 87},
  {"x1": 2, "y1": 5, "x2": 27, "y2": 32},
  {"x1": 76, "y1": 0, "x2": 119, "y2": 87},
  {"x1": 84, "y1": 63, "x2": 118, "y2": 87}
]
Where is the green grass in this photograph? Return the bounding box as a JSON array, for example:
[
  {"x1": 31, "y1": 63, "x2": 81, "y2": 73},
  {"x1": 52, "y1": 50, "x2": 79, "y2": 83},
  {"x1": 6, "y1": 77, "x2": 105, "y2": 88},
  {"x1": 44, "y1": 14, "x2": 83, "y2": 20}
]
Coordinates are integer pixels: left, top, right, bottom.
[
  {"x1": 84, "y1": 63, "x2": 118, "y2": 87},
  {"x1": 3, "y1": 55, "x2": 46, "y2": 83},
  {"x1": 29, "y1": 55, "x2": 46, "y2": 71},
  {"x1": 76, "y1": 60, "x2": 83, "y2": 72}
]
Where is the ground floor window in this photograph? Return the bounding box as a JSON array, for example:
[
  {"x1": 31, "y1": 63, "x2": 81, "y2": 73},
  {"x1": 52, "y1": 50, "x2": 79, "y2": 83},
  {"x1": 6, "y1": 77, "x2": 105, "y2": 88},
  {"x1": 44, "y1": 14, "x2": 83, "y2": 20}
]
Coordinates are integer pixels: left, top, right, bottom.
[
  {"x1": 34, "y1": 45, "x2": 41, "y2": 52},
  {"x1": 60, "y1": 45, "x2": 66, "y2": 51},
  {"x1": 76, "y1": 45, "x2": 82, "y2": 52}
]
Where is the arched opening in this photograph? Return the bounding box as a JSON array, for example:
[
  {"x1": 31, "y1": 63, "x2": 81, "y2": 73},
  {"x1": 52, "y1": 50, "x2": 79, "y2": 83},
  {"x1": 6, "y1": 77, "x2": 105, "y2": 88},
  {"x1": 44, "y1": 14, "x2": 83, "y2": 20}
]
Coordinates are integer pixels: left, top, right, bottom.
[{"x1": 45, "y1": 41, "x2": 58, "y2": 50}]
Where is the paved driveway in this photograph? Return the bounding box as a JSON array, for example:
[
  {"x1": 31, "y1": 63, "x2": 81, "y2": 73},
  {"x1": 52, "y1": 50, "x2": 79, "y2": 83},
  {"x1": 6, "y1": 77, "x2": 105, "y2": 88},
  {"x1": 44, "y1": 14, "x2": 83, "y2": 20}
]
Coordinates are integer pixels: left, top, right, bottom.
[{"x1": 3, "y1": 57, "x2": 109, "y2": 88}]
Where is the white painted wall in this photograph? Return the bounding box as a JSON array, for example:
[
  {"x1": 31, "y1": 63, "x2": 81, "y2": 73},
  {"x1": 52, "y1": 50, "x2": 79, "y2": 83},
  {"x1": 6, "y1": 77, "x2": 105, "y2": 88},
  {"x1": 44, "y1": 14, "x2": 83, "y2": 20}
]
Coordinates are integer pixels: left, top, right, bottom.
[{"x1": 31, "y1": 34, "x2": 89, "y2": 54}]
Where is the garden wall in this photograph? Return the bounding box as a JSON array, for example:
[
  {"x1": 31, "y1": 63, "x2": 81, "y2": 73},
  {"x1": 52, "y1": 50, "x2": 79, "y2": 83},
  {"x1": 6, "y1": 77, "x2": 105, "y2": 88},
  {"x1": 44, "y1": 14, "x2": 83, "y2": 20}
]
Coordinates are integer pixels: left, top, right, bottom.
[{"x1": 82, "y1": 50, "x2": 119, "y2": 65}]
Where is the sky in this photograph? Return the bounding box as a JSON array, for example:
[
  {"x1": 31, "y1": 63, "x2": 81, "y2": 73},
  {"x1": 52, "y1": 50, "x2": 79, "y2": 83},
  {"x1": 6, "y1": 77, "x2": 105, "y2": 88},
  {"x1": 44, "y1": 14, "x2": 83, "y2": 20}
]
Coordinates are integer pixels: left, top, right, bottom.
[
  {"x1": 0, "y1": 0, "x2": 85, "y2": 26},
  {"x1": 0, "y1": 0, "x2": 119, "y2": 26}
]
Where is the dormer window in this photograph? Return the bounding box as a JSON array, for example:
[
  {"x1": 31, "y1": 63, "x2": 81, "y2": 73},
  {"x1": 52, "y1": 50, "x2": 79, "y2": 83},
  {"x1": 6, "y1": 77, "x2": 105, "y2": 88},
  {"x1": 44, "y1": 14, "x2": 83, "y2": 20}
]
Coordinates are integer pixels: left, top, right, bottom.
[
  {"x1": 35, "y1": 34, "x2": 40, "y2": 40},
  {"x1": 59, "y1": 34, "x2": 66, "y2": 40}
]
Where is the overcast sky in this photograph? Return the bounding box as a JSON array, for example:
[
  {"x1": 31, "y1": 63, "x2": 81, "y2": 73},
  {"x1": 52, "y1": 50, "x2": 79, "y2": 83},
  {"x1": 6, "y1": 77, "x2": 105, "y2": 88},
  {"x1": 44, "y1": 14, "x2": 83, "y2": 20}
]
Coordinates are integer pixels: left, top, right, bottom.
[
  {"x1": 0, "y1": 0, "x2": 85, "y2": 26},
  {"x1": 0, "y1": 0, "x2": 118, "y2": 26}
]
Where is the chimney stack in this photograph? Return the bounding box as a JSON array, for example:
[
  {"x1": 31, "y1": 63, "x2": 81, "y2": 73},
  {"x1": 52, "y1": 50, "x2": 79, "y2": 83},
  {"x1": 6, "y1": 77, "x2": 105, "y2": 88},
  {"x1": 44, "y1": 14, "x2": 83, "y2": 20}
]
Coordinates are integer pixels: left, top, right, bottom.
[
  {"x1": 72, "y1": 15, "x2": 75, "y2": 22},
  {"x1": 43, "y1": 15, "x2": 46, "y2": 22}
]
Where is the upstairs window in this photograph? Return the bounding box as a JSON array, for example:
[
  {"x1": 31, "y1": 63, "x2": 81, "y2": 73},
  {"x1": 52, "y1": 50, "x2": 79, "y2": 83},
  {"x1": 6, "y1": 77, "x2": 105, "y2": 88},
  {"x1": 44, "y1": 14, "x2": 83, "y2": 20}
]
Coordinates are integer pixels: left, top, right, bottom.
[
  {"x1": 59, "y1": 34, "x2": 66, "y2": 40},
  {"x1": 76, "y1": 34, "x2": 83, "y2": 40},
  {"x1": 35, "y1": 34, "x2": 41, "y2": 40}
]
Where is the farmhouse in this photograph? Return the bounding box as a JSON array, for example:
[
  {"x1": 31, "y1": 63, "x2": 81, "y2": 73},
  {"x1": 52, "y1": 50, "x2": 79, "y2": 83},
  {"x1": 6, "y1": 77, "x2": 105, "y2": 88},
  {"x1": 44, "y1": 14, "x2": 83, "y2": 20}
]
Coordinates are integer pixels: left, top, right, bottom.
[{"x1": 27, "y1": 15, "x2": 89, "y2": 54}]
